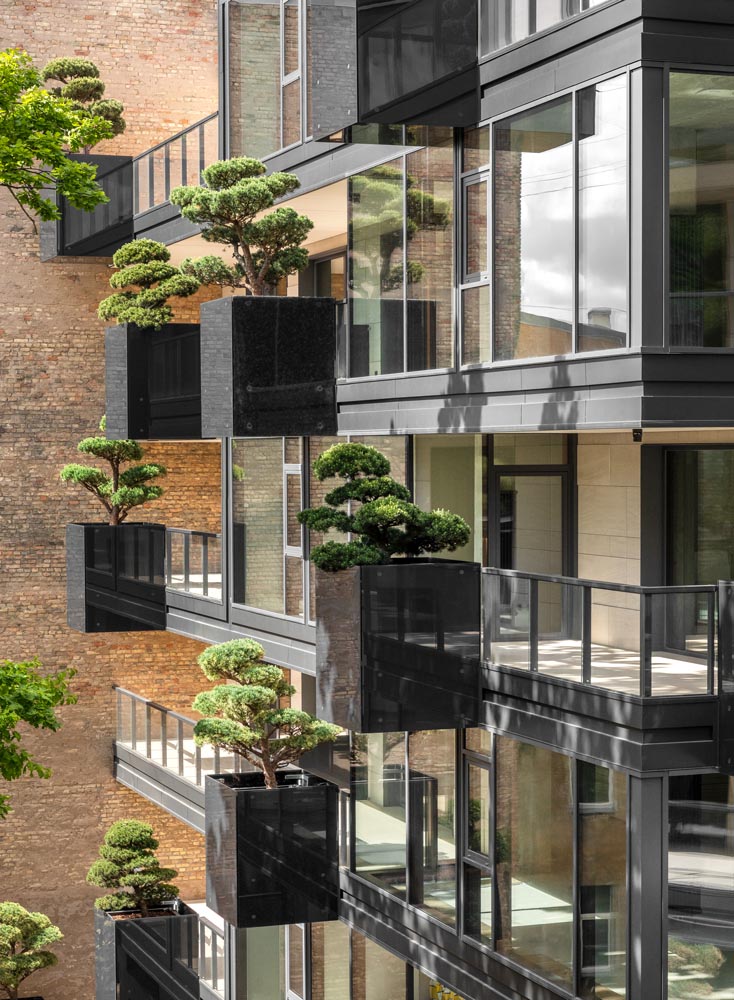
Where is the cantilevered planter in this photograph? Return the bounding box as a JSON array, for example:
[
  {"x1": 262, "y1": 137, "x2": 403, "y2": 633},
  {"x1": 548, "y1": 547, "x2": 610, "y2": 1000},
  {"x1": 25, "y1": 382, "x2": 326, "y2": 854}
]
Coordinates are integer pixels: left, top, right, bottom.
[
  {"x1": 316, "y1": 559, "x2": 481, "y2": 733},
  {"x1": 105, "y1": 323, "x2": 202, "y2": 439},
  {"x1": 205, "y1": 771, "x2": 339, "y2": 927},
  {"x1": 95, "y1": 904, "x2": 198, "y2": 1000},
  {"x1": 66, "y1": 522, "x2": 165, "y2": 633},
  {"x1": 199, "y1": 295, "x2": 337, "y2": 438}
]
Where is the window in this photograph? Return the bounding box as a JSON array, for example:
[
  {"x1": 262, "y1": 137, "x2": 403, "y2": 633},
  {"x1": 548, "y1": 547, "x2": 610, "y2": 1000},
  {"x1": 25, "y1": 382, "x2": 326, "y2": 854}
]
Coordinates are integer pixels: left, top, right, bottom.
[
  {"x1": 669, "y1": 72, "x2": 734, "y2": 347},
  {"x1": 353, "y1": 732, "x2": 408, "y2": 898},
  {"x1": 480, "y1": 0, "x2": 611, "y2": 57},
  {"x1": 461, "y1": 77, "x2": 628, "y2": 365}
]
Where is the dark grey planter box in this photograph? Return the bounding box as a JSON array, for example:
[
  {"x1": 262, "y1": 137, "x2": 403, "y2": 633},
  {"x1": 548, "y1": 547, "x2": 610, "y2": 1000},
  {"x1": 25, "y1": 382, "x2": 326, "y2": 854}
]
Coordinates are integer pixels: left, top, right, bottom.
[
  {"x1": 205, "y1": 770, "x2": 339, "y2": 927},
  {"x1": 105, "y1": 323, "x2": 201, "y2": 440},
  {"x1": 57, "y1": 154, "x2": 133, "y2": 258},
  {"x1": 199, "y1": 295, "x2": 337, "y2": 438},
  {"x1": 316, "y1": 559, "x2": 481, "y2": 733},
  {"x1": 66, "y1": 522, "x2": 166, "y2": 633},
  {"x1": 95, "y1": 905, "x2": 198, "y2": 1000}
]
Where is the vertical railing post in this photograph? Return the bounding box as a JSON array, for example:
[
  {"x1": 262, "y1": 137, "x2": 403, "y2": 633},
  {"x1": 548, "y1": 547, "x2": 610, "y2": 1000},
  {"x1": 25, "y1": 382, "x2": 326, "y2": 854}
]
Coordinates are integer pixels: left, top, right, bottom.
[
  {"x1": 214, "y1": 747, "x2": 221, "y2": 775},
  {"x1": 529, "y1": 578, "x2": 539, "y2": 672},
  {"x1": 178, "y1": 718, "x2": 185, "y2": 776},
  {"x1": 202, "y1": 533, "x2": 209, "y2": 597},
  {"x1": 145, "y1": 703, "x2": 152, "y2": 759},
  {"x1": 148, "y1": 154, "x2": 155, "y2": 212},
  {"x1": 183, "y1": 534, "x2": 191, "y2": 593},
  {"x1": 582, "y1": 584, "x2": 592, "y2": 684},
  {"x1": 195, "y1": 745, "x2": 202, "y2": 786},
  {"x1": 640, "y1": 591, "x2": 653, "y2": 698},
  {"x1": 116, "y1": 689, "x2": 122, "y2": 741},
  {"x1": 199, "y1": 123, "x2": 206, "y2": 179},
  {"x1": 164, "y1": 142, "x2": 171, "y2": 201},
  {"x1": 161, "y1": 710, "x2": 168, "y2": 769},
  {"x1": 181, "y1": 133, "x2": 188, "y2": 188},
  {"x1": 718, "y1": 581, "x2": 734, "y2": 773},
  {"x1": 707, "y1": 590, "x2": 716, "y2": 695},
  {"x1": 131, "y1": 698, "x2": 137, "y2": 751},
  {"x1": 166, "y1": 530, "x2": 172, "y2": 586}
]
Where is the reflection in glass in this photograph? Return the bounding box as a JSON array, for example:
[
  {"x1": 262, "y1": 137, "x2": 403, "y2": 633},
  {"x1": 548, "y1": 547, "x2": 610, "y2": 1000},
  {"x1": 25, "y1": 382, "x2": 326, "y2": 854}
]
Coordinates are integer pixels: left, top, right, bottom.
[
  {"x1": 578, "y1": 76, "x2": 628, "y2": 352},
  {"x1": 494, "y1": 96, "x2": 574, "y2": 360},
  {"x1": 409, "y1": 730, "x2": 457, "y2": 926},
  {"x1": 363, "y1": 934, "x2": 408, "y2": 1000},
  {"x1": 465, "y1": 178, "x2": 488, "y2": 278},
  {"x1": 228, "y1": 1, "x2": 281, "y2": 158},
  {"x1": 317, "y1": 921, "x2": 351, "y2": 1000},
  {"x1": 353, "y1": 732, "x2": 408, "y2": 898},
  {"x1": 481, "y1": 0, "x2": 609, "y2": 55},
  {"x1": 288, "y1": 924, "x2": 305, "y2": 998},
  {"x1": 579, "y1": 763, "x2": 627, "y2": 999},
  {"x1": 232, "y1": 439, "x2": 285, "y2": 612},
  {"x1": 670, "y1": 72, "x2": 734, "y2": 347},
  {"x1": 496, "y1": 738, "x2": 574, "y2": 988},
  {"x1": 465, "y1": 864, "x2": 492, "y2": 948},
  {"x1": 668, "y1": 773, "x2": 734, "y2": 999},
  {"x1": 349, "y1": 159, "x2": 405, "y2": 376},
  {"x1": 467, "y1": 763, "x2": 490, "y2": 856},
  {"x1": 461, "y1": 284, "x2": 491, "y2": 366},
  {"x1": 464, "y1": 125, "x2": 490, "y2": 173},
  {"x1": 465, "y1": 727, "x2": 492, "y2": 756}
]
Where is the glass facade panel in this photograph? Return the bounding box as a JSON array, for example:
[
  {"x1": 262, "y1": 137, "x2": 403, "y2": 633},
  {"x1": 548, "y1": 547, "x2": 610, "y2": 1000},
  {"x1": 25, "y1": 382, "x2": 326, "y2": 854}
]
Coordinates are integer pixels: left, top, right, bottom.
[
  {"x1": 465, "y1": 178, "x2": 488, "y2": 278},
  {"x1": 481, "y1": 0, "x2": 610, "y2": 56},
  {"x1": 349, "y1": 159, "x2": 405, "y2": 376},
  {"x1": 229, "y1": 0, "x2": 281, "y2": 159},
  {"x1": 465, "y1": 728, "x2": 492, "y2": 756},
  {"x1": 353, "y1": 733, "x2": 408, "y2": 898},
  {"x1": 409, "y1": 730, "x2": 457, "y2": 926},
  {"x1": 288, "y1": 924, "x2": 305, "y2": 998},
  {"x1": 464, "y1": 125, "x2": 490, "y2": 173},
  {"x1": 494, "y1": 96, "x2": 574, "y2": 361},
  {"x1": 493, "y1": 433, "x2": 568, "y2": 465},
  {"x1": 406, "y1": 132, "x2": 455, "y2": 371},
  {"x1": 319, "y1": 921, "x2": 351, "y2": 1000},
  {"x1": 496, "y1": 738, "x2": 574, "y2": 988},
  {"x1": 467, "y1": 762, "x2": 490, "y2": 857},
  {"x1": 669, "y1": 774, "x2": 734, "y2": 999},
  {"x1": 578, "y1": 76, "x2": 628, "y2": 352},
  {"x1": 670, "y1": 72, "x2": 734, "y2": 347},
  {"x1": 579, "y1": 763, "x2": 627, "y2": 999},
  {"x1": 461, "y1": 284, "x2": 491, "y2": 366},
  {"x1": 363, "y1": 934, "x2": 408, "y2": 1000}
]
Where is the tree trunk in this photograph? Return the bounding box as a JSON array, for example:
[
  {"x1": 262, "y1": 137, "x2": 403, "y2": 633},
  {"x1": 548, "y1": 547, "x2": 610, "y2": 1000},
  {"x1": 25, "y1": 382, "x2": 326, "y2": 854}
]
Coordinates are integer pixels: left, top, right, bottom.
[
  {"x1": 261, "y1": 758, "x2": 278, "y2": 790},
  {"x1": 139, "y1": 897, "x2": 148, "y2": 918}
]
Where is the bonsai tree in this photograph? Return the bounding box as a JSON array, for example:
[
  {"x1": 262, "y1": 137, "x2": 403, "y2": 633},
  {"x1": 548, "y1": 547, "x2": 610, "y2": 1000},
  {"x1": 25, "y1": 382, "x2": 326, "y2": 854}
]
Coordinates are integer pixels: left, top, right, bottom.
[
  {"x1": 192, "y1": 639, "x2": 341, "y2": 789},
  {"x1": 0, "y1": 48, "x2": 112, "y2": 230},
  {"x1": 0, "y1": 902, "x2": 62, "y2": 1000},
  {"x1": 98, "y1": 239, "x2": 201, "y2": 330},
  {"x1": 42, "y1": 57, "x2": 125, "y2": 147},
  {"x1": 59, "y1": 417, "x2": 165, "y2": 525},
  {"x1": 0, "y1": 659, "x2": 76, "y2": 819},
  {"x1": 169, "y1": 157, "x2": 314, "y2": 296},
  {"x1": 297, "y1": 442, "x2": 470, "y2": 571},
  {"x1": 86, "y1": 820, "x2": 179, "y2": 916}
]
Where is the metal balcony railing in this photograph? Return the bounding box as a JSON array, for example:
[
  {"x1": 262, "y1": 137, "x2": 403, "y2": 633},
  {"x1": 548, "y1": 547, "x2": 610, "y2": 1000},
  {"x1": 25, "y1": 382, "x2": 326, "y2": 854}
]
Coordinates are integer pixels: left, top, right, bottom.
[
  {"x1": 483, "y1": 567, "x2": 718, "y2": 698},
  {"x1": 115, "y1": 687, "x2": 249, "y2": 788},
  {"x1": 134, "y1": 112, "x2": 219, "y2": 215},
  {"x1": 166, "y1": 528, "x2": 222, "y2": 602}
]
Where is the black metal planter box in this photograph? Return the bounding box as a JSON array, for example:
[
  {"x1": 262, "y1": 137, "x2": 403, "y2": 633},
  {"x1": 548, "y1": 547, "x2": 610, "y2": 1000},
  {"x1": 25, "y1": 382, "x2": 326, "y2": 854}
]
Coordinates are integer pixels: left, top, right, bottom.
[
  {"x1": 105, "y1": 323, "x2": 202, "y2": 440},
  {"x1": 95, "y1": 905, "x2": 199, "y2": 1000},
  {"x1": 199, "y1": 295, "x2": 337, "y2": 438},
  {"x1": 205, "y1": 770, "x2": 339, "y2": 927},
  {"x1": 315, "y1": 559, "x2": 481, "y2": 733},
  {"x1": 66, "y1": 522, "x2": 166, "y2": 633}
]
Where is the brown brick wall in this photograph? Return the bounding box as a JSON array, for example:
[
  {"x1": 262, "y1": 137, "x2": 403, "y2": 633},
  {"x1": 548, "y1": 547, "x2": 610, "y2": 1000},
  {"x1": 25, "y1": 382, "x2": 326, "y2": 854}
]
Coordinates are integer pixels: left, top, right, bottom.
[{"x1": 0, "y1": 4, "x2": 219, "y2": 998}]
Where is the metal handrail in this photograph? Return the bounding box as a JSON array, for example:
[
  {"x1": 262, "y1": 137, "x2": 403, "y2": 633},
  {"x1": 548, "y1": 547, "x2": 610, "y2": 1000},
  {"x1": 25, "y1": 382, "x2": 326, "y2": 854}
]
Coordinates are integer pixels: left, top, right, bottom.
[
  {"x1": 166, "y1": 528, "x2": 222, "y2": 600},
  {"x1": 483, "y1": 566, "x2": 718, "y2": 596},
  {"x1": 132, "y1": 112, "x2": 218, "y2": 163},
  {"x1": 134, "y1": 112, "x2": 219, "y2": 215}
]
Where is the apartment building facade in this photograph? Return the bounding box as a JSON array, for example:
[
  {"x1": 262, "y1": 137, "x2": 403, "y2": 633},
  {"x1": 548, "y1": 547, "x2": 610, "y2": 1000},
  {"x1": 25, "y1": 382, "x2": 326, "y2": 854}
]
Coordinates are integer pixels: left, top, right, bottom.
[{"x1": 5, "y1": 1, "x2": 734, "y2": 999}]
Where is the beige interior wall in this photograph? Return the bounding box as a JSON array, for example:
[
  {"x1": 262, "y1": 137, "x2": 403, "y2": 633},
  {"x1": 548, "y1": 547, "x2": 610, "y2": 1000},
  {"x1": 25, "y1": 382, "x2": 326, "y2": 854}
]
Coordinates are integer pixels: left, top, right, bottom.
[{"x1": 414, "y1": 435, "x2": 484, "y2": 563}]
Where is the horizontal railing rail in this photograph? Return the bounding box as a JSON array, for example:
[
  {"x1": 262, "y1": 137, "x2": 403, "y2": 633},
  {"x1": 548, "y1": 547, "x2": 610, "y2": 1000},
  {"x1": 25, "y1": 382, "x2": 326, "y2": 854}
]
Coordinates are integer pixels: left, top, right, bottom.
[
  {"x1": 166, "y1": 528, "x2": 223, "y2": 602},
  {"x1": 482, "y1": 567, "x2": 719, "y2": 698},
  {"x1": 134, "y1": 112, "x2": 219, "y2": 215},
  {"x1": 114, "y1": 685, "x2": 248, "y2": 787}
]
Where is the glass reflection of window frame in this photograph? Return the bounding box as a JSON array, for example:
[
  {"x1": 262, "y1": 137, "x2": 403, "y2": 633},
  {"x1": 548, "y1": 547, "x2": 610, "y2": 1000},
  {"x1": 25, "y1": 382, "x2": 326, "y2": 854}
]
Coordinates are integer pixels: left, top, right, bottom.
[
  {"x1": 461, "y1": 730, "x2": 493, "y2": 951},
  {"x1": 459, "y1": 71, "x2": 630, "y2": 367},
  {"x1": 479, "y1": 0, "x2": 613, "y2": 58}
]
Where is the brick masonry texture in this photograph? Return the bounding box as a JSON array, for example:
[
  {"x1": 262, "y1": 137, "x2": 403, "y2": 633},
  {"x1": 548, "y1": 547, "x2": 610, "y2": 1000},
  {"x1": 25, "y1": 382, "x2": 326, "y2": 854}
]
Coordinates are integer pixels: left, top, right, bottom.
[{"x1": 0, "y1": 4, "x2": 219, "y2": 998}]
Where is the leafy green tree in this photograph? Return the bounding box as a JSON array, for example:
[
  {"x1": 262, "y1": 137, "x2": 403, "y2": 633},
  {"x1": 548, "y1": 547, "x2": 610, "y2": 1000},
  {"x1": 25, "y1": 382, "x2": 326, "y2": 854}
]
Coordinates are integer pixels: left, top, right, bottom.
[
  {"x1": 98, "y1": 239, "x2": 201, "y2": 330},
  {"x1": 0, "y1": 659, "x2": 76, "y2": 820},
  {"x1": 192, "y1": 639, "x2": 341, "y2": 789},
  {"x1": 86, "y1": 820, "x2": 179, "y2": 916},
  {"x1": 60, "y1": 417, "x2": 165, "y2": 525},
  {"x1": 297, "y1": 442, "x2": 470, "y2": 571},
  {"x1": 42, "y1": 57, "x2": 125, "y2": 147},
  {"x1": 0, "y1": 48, "x2": 112, "y2": 230},
  {"x1": 0, "y1": 902, "x2": 62, "y2": 1000},
  {"x1": 169, "y1": 157, "x2": 314, "y2": 296}
]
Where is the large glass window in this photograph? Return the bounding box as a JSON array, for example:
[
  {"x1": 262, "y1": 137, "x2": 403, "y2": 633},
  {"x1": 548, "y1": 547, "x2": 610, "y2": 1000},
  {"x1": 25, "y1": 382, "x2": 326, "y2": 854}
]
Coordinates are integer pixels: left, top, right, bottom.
[
  {"x1": 669, "y1": 773, "x2": 734, "y2": 999},
  {"x1": 353, "y1": 732, "x2": 408, "y2": 898},
  {"x1": 495, "y1": 738, "x2": 574, "y2": 988},
  {"x1": 348, "y1": 132, "x2": 455, "y2": 377},
  {"x1": 409, "y1": 730, "x2": 457, "y2": 927},
  {"x1": 669, "y1": 72, "x2": 734, "y2": 348},
  {"x1": 480, "y1": 0, "x2": 611, "y2": 57}
]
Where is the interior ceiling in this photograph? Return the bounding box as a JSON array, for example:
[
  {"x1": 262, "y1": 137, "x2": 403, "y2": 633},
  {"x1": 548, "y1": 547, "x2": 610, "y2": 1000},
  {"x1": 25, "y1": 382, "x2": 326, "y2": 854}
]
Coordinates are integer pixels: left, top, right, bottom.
[{"x1": 167, "y1": 178, "x2": 348, "y2": 265}]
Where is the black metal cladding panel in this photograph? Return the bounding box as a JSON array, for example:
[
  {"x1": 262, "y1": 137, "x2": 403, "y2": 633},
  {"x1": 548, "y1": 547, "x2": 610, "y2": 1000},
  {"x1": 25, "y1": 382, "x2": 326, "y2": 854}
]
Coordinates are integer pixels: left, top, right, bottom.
[
  {"x1": 205, "y1": 772, "x2": 339, "y2": 928},
  {"x1": 115, "y1": 910, "x2": 199, "y2": 1000},
  {"x1": 360, "y1": 560, "x2": 481, "y2": 732},
  {"x1": 61, "y1": 154, "x2": 133, "y2": 257}
]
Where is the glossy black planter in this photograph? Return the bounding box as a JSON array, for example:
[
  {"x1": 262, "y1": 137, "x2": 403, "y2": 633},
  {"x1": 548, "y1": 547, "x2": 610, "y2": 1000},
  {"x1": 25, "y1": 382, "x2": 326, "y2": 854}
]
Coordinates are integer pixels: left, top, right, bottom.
[
  {"x1": 105, "y1": 323, "x2": 201, "y2": 440},
  {"x1": 95, "y1": 905, "x2": 198, "y2": 1000},
  {"x1": 66, "y1": 523, "x2": 166, "y2": 633},
  {"x1": 199, "y1": 295, "x2": 337, "y2": 438},
  {"x1": 205, "y1": 770, "x2": 339, "y2": 927},
  {"x1": 316, "y1": 559, "x2": 481, "y2": 733}
]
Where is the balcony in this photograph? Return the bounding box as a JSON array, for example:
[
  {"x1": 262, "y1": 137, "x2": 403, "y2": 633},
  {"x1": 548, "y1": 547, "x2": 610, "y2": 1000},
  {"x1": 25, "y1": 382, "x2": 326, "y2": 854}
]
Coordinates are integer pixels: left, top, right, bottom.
[
  {"x1": 52, "y1": 154, "x2": 133, "y2": 258},
  {"x1": 315, "y1": 559, "x2": 481, "y2": 733},
  {"x1": 66, "y1": 523, "x2": 166, "y2": 633},
  {"x1": 481, "y1": 568, "x2": 726, "y2": 771},
  {"x1": 166, "y1": 529, "x2": 223, "y2": 603}
]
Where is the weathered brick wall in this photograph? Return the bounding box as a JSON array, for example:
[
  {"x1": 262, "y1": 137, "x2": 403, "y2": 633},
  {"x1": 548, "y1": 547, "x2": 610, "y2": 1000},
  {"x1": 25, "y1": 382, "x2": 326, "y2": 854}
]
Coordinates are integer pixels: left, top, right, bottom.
[{"x1": 0, "y1": 4, "x2": 219, "y2": 998}]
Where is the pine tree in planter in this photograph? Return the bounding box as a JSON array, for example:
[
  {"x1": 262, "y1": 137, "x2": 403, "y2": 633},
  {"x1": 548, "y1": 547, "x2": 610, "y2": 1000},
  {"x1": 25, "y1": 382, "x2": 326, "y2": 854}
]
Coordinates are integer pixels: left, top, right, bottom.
[
  {"x1": 98, "y1": 239, "x2": 201, "y2": 331},
  {"x1": 193, "y1": 638, "x2": 341, "y2": 789},
  {"x1": 86, "y1": 820, "x2": 179, "y2": 917},
  {"x1": 0, "y1": 902, "x2": 62, "y2": 1000},
  {"x1": 43, "y1": 57, "x2": 126, "y2": 145},
  {"x1": 60, "y1": 417, "x2": 165, "y2": 526},
  {"x1": 297, "y1": 441, "x2": 471, "y2": 571}
]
